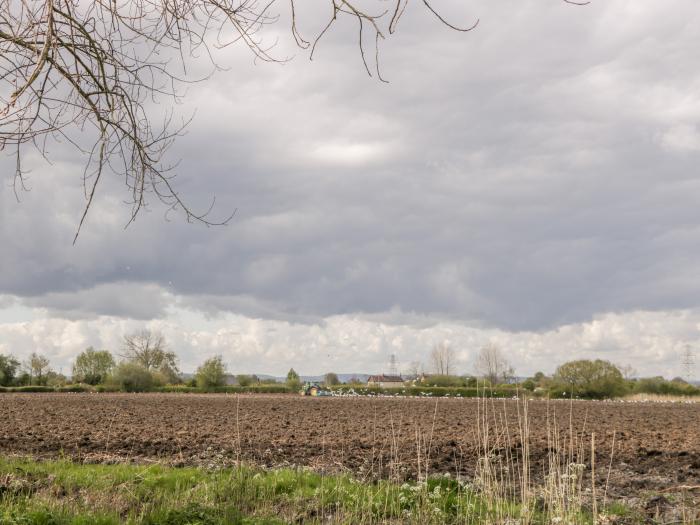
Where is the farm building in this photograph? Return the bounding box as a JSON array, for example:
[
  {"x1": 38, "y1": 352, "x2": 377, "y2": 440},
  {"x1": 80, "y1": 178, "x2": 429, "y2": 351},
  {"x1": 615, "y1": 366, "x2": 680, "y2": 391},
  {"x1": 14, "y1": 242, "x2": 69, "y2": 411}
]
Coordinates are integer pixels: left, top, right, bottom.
[{"x1": 367, "y1": 375, "x2": 404, "y2": 388}]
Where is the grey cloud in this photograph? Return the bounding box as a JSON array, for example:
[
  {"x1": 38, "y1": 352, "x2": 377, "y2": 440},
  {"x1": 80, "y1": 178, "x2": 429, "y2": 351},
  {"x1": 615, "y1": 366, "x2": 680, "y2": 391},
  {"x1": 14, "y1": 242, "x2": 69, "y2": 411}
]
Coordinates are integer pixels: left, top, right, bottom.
[
  {"x1": 2, "y1": 1, "x2": 700, "y2": 335},
  {"x1": 22, "y1": 283, "x2": 173, "y2": 320}
]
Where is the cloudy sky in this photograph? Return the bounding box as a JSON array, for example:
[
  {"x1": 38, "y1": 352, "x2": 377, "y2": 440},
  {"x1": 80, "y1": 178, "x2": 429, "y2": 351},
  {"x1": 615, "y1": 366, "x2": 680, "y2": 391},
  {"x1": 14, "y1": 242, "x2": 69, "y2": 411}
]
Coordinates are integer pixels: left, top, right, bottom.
[{"x1": 1, "y1": 0, "x2": 700, "y2": 378}]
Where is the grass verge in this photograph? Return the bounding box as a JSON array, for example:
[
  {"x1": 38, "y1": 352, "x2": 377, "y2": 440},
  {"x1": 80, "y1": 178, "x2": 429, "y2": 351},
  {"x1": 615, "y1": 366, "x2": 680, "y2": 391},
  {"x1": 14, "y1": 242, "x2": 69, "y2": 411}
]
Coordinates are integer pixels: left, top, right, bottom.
[{"x1": 0, "y1": 457, "x2": 626, "y2": 525}]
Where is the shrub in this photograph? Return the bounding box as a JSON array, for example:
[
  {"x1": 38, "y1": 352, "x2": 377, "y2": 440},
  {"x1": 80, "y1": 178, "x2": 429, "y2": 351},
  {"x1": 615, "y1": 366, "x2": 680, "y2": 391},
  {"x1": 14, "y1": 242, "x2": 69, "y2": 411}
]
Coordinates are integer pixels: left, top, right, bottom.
[
  {"x1": 633, "y1": 376, "x2": 700, "y2": 396},
  {"x1": 10, "y1": 385, "x2": 55, "y2": 393},
  {"x1": 423, "y1": 375, "x2": 464, "y2": 387},
  {"x1": 110, "y1": 363, "x2": 154, "y2": 392},
  {"x1": 237, "y1": 374, "x2": 254, "y2": 387},
  {"x1": 196, "y1": 356, "x2": 227, "y2": 389},
  {"x1": 521, "y1": 379, "x2": 536, "y2": 391},
  {"x1": 45, "y1": 372, "x2": 68, "y2": 388},
  {"x1": 553, "y1": 359, "x2": 628, "y2": 399},
  {"x1": 157, "y1": 385, "x2": 198, "y2": 393},
  {"x1": 95, "y1": 384, "x2": 121, "y2": 393},
  {"x1": 57, "y1": 384, "x2": 94, "y2": 393}
]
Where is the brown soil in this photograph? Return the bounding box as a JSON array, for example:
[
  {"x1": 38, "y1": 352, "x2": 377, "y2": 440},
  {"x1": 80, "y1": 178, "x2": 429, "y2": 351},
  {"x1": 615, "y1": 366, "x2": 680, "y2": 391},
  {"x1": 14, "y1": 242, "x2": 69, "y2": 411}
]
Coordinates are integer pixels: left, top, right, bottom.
[{"x1": 1, "y1": 393, "x2": 699, "y2": 501}]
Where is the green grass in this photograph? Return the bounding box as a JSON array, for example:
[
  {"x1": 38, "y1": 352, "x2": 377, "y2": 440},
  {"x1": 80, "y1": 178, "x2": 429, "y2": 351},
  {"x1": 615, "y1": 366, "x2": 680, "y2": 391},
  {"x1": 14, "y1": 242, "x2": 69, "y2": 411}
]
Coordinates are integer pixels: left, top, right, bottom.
[{"x1": 0, "y1": 458, "x2": 639, "y2": 524}]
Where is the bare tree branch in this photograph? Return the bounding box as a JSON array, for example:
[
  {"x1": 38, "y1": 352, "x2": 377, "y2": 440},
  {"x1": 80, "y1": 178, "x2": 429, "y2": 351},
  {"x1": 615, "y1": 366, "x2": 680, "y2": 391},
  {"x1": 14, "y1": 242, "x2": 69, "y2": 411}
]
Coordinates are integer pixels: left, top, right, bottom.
[{"x1": 0, "y1": 1, "x2": 588, "y2": 240}]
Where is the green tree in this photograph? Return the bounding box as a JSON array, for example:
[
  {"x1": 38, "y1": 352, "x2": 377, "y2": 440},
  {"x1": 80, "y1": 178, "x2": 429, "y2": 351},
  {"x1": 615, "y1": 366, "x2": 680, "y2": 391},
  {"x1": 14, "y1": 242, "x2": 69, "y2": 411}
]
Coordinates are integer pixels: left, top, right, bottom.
[
  {"x1": 111, "y1": 362, "x2": 154, "y2": 392},
  {"x1": 72, "y1": 347, "x2": 115, "y2": 385},
  {"x1": 0, "y1": 354, "x2": 20, "y2": 386},
  {"x1": 286, "y1": 368, "x2": 301, "y2": 390},
  {"x1": 196, "y1": 356, "x2": 227, "y2": 389},
  {"x1": 553, "y1": 359, "x2": 628, "y2": 399},
  {"x1": 324, "y1": 372, "x2": 340, "y2": 386},
  {"x1": 45, "y1": 371, "x2": 68, "y2": 388}
]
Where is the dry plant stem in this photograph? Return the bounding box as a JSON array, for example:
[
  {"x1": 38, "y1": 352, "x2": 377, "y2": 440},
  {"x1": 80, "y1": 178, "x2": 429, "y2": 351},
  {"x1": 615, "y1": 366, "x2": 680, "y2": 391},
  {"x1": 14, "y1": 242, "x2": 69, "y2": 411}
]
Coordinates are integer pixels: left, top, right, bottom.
[
  {"x1": 235, "y1": 394, "x2": 242, "y2": 464},
  {"x1": 591, "y1": 432, "x2": 597, "y2": 520},
  {"x1": 603, "y1": 430, "x2": 615, "y2": 508}
]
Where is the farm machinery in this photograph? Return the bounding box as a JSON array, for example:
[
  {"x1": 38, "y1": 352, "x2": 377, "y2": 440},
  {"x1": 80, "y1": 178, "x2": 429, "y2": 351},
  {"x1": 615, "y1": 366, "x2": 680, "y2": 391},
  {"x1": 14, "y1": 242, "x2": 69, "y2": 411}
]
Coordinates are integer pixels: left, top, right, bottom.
[{"x1": 300, "y1": 382, "x2": 332, "y2": 396}]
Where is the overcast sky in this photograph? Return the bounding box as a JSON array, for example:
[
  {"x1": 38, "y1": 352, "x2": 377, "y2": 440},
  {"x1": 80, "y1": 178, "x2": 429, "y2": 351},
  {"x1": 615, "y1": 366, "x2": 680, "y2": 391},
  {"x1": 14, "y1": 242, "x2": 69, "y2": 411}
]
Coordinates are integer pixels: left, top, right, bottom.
[{"x1": 1, "y1": 0, "x2": 700, "y2": 378}]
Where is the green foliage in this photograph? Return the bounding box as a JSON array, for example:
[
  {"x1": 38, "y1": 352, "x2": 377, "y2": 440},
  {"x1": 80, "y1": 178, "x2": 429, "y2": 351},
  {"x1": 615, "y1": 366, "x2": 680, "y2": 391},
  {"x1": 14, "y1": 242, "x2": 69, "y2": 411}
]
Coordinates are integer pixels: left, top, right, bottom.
[
  {"x1": 236, "y1": 374, "x2": 254, "y2": 387},
  {"x1": 15, "y1": 371, "x2": 31, "y2": 386},
  {"x1": 0, "y1": 353, "x2": 20, "y2": 386},
  {"x1": 141, "y1": 503, "x2": 246, "y2": 525},
  {"x1": 156, "y1": 384, "x2": 294, "y2": 394},
  {"x1": 0, "y1": 458, "x2": 553, "y2": 525},
  {"x1": 45, "y1": 371, "x2": 68, "y2": 388},
  {"x1": 286, "y1": 368, "x2": 300, "y2": 390},
  {"x1": 94, "y1": 384, "x2": 121, "y2": 393},
  {"x1": 423, "y1": 375, "x2": 464, "y2": 387},
  {"x1": 56, "y1": 384, "x2": 94, "y2": 393},
  {"x1": 72, "y1": 347, "x2": 115, "y2": 385},
  {"x1": 155, "y1": 363, "x2": 182, "y2": 385},
  {"x1": 110, "y1": 362, "x2": 154, "y2": 392},
  {"x1": 6, "y1": 385, "x2": 55, "y2": 393},
  {"x1": 632, "y1": 376, "x2": 700, "y2": 396},
  {"x1": 462, "y1": 375, "x2": 478, "y2": 387},
  {"x1": 533, "y1": 371, "x2": 547, "y2": 384},
  {"x1": 195, "y1": 356, "x2": 227, "y2": 389},
  {"x1": 521, "y1": 378, "x2": 536, "y2": 391},
  {"x1": 553, "y1": 359, "x2": 628, "y2": 399}
]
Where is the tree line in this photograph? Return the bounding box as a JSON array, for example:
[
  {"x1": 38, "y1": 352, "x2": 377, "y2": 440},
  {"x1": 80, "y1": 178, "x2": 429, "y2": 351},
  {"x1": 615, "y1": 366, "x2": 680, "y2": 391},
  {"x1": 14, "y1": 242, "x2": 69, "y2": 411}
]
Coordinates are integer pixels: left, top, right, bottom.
[
  {"x1": 410, "y1": 342, "x2": 699, "y2": 399},
  {"x1": 0, "y1": 330, "x2": 221, "y2": 391},
  {"x1": 0, "y1": 331, "x2": 697, "y2": 398}
]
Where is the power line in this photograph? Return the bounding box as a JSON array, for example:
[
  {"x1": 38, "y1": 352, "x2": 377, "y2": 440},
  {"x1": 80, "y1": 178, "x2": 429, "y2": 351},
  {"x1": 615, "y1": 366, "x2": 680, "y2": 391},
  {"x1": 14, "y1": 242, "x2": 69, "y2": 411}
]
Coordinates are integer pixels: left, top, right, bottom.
[
  {"x1": 681, "y1": 344, "x2": 696, "y2": 381},
  {"x1": 388, "y1": 353, "x2": 399, "y2": 377}
]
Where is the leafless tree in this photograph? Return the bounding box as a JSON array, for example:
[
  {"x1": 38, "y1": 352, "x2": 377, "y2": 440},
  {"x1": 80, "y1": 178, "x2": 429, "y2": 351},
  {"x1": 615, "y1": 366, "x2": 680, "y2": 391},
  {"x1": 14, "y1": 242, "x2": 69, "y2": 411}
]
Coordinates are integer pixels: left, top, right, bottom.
[
  {"x1": 1, "y1": 1, "x2": 587, "y2": 240},
  {"x1": 122, "y1": 329, "x2": 179, "y2": 380},
  {"x1": 430, "y1": 341, "x2": 455, "y2": 376},
  {"x1": 406, "y1": 360, "x2": 423, "y2": 378},
  {"x1": 618, "y1": 363, "x2": 636, "y2": 381},
  {"x1": 25, "y1": 351, "x2": 51, "y2": 384},
  {"x1": 474, "y1": 343, "x2": 514, "y2": 385}
]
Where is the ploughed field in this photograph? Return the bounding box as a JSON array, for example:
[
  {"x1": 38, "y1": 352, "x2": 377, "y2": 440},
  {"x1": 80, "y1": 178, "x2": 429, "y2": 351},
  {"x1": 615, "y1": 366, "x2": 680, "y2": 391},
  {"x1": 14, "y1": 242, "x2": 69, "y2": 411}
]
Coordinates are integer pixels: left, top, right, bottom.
[{"x1": 1, "y1": 393, "x2": 699, "y2": 499}]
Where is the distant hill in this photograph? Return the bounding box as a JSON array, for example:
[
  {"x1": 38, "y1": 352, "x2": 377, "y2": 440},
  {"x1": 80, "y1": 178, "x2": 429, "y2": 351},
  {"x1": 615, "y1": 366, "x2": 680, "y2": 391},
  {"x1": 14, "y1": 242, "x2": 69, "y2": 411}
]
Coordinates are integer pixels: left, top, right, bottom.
[
  {"x1": 300, "y1": 374, "x2": 370, "y2": 384},
  {"x1": 181, "y1": 372, "x2": 371, "y2": 384}
]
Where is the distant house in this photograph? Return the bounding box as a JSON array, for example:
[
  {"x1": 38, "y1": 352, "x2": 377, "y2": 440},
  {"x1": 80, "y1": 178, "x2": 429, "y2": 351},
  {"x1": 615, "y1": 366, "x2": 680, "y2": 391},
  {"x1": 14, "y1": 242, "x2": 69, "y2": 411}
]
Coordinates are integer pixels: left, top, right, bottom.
[{"x1": 367, "y1": 375, "x2": 404, "y2": 388}]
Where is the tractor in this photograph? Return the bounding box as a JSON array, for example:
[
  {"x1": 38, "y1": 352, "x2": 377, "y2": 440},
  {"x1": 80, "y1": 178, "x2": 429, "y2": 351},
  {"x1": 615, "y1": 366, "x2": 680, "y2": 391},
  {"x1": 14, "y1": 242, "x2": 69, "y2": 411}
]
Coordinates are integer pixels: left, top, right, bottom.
[{"x1": 300, "y1": 382, "x2": 332, "y2": 396}]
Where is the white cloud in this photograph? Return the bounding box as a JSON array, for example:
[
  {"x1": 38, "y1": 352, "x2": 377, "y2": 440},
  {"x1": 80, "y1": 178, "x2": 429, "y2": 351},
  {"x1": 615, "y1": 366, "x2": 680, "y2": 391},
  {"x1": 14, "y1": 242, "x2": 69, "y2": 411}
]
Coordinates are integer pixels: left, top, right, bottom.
[{"x1": 0, "y1": 303, "x2": 696, "y2": 379}]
